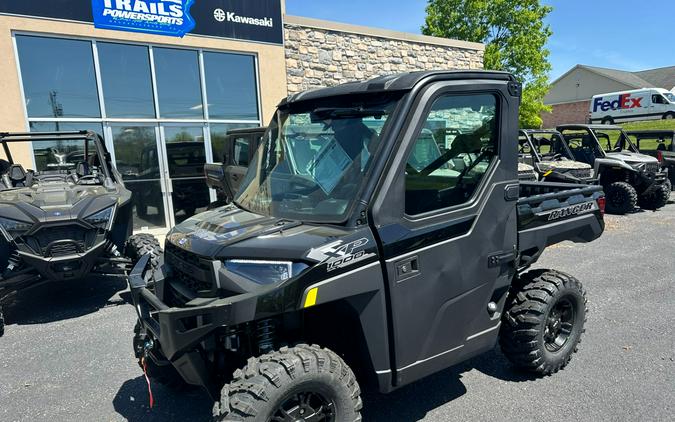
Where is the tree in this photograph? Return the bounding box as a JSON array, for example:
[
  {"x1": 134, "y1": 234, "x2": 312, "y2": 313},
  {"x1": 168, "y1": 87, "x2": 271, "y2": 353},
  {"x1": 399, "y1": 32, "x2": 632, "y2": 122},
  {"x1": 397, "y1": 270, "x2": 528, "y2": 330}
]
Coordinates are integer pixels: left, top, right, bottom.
[{"x1": 422, "y1": 0, "x2": 553, "y2": 128}]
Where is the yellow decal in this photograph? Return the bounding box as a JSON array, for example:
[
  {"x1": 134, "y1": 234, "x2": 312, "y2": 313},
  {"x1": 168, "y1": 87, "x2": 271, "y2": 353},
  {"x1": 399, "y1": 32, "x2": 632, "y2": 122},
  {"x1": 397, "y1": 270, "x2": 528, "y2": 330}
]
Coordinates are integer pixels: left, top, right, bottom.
[
  {"x1": 304, "y1": 287, "x2": 318, "y2": 308},
  {"x1": 543, "y1": 170, "x2": 553, "y2": 177}
]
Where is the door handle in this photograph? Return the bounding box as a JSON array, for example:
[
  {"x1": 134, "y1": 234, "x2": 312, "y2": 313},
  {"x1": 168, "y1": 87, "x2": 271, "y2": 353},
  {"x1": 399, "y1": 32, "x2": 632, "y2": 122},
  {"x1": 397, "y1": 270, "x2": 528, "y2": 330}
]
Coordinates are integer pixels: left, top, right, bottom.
[{"x1": 395, "y1": 256, "x2": 419, "y2": 281}]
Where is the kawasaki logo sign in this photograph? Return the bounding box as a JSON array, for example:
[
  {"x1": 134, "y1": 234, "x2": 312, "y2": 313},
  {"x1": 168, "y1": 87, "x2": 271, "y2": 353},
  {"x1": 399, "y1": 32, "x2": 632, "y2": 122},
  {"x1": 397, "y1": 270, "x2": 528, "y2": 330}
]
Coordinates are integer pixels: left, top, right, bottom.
[
  {"x1": 215, "y1": 9, "x2": 274, "y2": 28},
  {"x1": 92, "y1": 0, "x2": 196, "y2": 37},
  {"x1": 0, "y1": 1, "x2": 283, "y2": 44}
]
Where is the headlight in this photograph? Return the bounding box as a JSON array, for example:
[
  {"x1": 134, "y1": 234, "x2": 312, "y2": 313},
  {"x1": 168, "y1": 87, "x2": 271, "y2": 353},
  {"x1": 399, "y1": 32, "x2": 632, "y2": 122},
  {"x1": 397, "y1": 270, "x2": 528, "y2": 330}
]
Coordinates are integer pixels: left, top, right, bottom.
[
  {"x1": 0, "y1": 217, "x2": 33, "y2": 240},
  {"x1": 224, "y1": 259, "x2": 309, "y2": 285},
  {"x1": 85, "y1": 206, "x2": 115, "y2": 230}
]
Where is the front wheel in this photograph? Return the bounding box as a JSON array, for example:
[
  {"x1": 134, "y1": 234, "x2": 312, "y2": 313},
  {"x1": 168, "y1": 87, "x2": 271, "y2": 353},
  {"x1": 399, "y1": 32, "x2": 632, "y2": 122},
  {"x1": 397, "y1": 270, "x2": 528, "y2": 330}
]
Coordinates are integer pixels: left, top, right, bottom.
[
  {"x1": 604, "y1": 181, "x2": 638, "y2": 214},
  {"x1": 125, "y1": 233, "x2": 162, "y2": 271},
  {"x1": 500, "y1": 269, "x2": 587, "y2": 375},
  {"x1": 213, "y1": 344, "x2": 362, "y2": 422},
  {"x1": 663, "y1": 112, "x2": 675, "y2": 120},
  {"x1": 638, "y1": 183, "x2": 670, "y2": 210}
]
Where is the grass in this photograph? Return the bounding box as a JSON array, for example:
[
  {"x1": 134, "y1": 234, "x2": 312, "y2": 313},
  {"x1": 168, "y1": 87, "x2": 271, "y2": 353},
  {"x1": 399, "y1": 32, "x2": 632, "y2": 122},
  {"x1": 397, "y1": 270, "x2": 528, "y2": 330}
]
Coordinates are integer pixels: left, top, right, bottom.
[{"x1": 620, "y1": 120, "x2": 675, "y2": 131}]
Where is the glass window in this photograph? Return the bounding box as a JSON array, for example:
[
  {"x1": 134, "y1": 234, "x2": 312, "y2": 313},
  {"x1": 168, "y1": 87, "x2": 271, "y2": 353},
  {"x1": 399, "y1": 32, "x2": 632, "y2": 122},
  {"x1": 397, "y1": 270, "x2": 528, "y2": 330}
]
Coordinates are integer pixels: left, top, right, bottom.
[
  {"x1": 232, "y1": 137, "x2": 251, "y2": 166},
  {"x1": 210, "y1": 123, "x2": 260, "y2": 162},
  {"x1": 16, "y1": 36, "x2": 100, "y2": 118},
  {"x1": 98, "y1": 43, "x2": 155, "y2": 118},
  {"x1": 153, "y1": 48, "x2": 203, "y2": 118},
  {"x1": 111, "y1": 126, "x2": 160, "y2": 181},
  {"x1": 203, "y1": 52, "x2": 259, "y2": 120},
  {"x1": 163, "y1": 126, "x2": 205, "y2": 178},
  {"x1": 404, "y1": 94, "x2": 498, "y2": 215},
  {"x1": 29, "y1": 122, "x2": 104, "y2": 171}
]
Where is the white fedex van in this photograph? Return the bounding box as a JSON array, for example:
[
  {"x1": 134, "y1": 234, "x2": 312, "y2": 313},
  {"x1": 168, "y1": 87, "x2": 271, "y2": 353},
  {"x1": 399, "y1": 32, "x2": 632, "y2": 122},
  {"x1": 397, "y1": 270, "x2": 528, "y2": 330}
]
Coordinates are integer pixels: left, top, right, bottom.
[{"x1": 589, "y1": 88, "x2": 675, "y2": 124}]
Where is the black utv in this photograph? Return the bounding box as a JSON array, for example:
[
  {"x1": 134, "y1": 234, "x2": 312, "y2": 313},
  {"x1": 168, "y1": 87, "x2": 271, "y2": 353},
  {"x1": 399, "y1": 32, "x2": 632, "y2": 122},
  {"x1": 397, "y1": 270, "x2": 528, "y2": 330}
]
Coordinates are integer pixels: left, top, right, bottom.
[
  {"x1": 0, "y1": 131, "x2": 160, "y2": 336},
  {"x1": 558, "y1": 124, "x2": 669, "y2": 214},
  {"x1": 129, "y1": 71, "x2": 605, "y2": 421},
  {"x1": 626, "y1": 129, "x2": 675, "y2": 190},
  {"x1": 518, "y1": 129, "x2": 596, "y2": 184}
]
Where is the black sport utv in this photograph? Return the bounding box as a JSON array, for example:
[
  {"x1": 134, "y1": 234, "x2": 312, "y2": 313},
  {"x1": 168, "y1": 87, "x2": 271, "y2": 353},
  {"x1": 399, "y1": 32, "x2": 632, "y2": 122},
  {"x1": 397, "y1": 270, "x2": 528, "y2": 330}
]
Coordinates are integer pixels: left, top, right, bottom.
[
  {"x1": 558, "y1": 124, "x2": 669, "y2": 214},
  {"x1": 626, "y1": 129, "x2": 675, "y2": 190},
  {"x1": 0, "y1": 131, "x2": 160, "y2": 336},
  {"x1": 518, "y1": 129, "x2": 596, "y2": 184},
  {"x1": 129, "y1": 71, "x2": 605, "y2": 421}
]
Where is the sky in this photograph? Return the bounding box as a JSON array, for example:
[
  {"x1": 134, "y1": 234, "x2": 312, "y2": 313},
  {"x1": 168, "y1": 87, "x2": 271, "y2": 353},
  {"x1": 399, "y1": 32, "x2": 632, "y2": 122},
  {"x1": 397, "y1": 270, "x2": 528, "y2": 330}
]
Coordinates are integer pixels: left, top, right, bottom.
[{"x1": 286, "y1": 0, "x2": 675, "y2": 81}]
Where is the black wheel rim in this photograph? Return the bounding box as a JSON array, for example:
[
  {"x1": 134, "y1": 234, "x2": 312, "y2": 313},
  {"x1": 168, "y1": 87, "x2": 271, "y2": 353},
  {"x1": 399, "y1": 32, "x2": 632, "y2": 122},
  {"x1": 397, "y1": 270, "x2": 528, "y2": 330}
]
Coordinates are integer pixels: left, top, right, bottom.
[
  {"x1": 544, "y1": 296, "x2": 576, "y2": 352},
  {"x1": 271, "y1": 391, "x2": 336, "y2": 422}
]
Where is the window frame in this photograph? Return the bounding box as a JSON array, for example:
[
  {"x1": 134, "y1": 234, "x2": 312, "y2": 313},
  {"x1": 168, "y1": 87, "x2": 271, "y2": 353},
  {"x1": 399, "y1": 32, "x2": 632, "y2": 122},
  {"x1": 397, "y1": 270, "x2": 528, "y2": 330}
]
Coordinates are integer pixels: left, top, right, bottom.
[{"x1": 401, "y1": 90, "x2": 502, "y2": 219}]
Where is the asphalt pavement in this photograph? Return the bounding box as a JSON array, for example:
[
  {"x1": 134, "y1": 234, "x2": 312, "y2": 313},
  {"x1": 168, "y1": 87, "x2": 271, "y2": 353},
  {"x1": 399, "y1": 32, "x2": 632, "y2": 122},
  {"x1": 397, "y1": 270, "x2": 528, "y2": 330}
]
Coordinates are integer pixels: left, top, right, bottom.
[{"x1": 1, "y1": 199, "x2": 674, "y2": 422}]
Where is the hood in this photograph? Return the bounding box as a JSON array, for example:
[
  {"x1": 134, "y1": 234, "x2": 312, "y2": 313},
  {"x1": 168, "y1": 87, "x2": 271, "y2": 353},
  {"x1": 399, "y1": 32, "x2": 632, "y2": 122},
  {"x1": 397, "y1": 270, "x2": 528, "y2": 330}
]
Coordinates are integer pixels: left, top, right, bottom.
[
  {"x1": 0, "y1": 183, "x2": 120, "y2": 223},
  {"x1": 605, "y1": 151, "x2": 658, "y2": 165},
  {"x1": 167, "y1": 205, "x2": 355, "y2": 260}
]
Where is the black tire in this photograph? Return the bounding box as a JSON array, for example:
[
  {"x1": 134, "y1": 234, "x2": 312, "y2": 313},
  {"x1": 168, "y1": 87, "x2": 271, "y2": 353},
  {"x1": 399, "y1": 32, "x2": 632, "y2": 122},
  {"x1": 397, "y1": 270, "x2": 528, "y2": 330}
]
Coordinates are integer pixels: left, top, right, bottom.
[
  {"x1": 133, "y1": 321, "x2": 189, "y2": 390},
  {"x1": 662, "y1": 112, "x2": 675, "y2": 120},
  {"x1": 601, "y1": 116, "x2": 614, "y2": 125},
  {"x1": 604, "y1": 181, "x2": 638, "y2": 214},
  {"x1": 500, "y1": 269, "x2": 587, "y2": 375},
  {"x1": 125, "y1": 233, "x2": 162, "y2": 271},
  {"x1": 213, "y1": 344, "x2": 362, "y2": 422},
  {"x1": 638, "y1": 183, "x2": 670, "y2": 210}
]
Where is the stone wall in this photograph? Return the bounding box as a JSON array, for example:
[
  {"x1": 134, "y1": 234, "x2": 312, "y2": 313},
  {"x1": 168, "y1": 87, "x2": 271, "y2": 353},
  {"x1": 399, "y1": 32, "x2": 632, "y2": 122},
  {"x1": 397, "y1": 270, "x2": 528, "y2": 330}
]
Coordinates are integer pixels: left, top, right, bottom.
[
  {"x1": 283, "y1": 17, "x2": 484, "y2": 94},
  {"x1": 542, "y1": 101, "x2": 591, "y2": 128}
]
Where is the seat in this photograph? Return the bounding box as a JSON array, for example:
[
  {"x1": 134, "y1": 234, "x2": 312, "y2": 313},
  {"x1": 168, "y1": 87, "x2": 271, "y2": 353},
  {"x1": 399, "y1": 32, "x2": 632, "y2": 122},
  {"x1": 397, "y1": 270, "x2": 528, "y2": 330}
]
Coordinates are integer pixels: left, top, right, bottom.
[
  {"x1": 8, "y1": 164, "x2": 27, "y2": 187},
  {"x1": 0, "y1": 159, "x2": 10, "y2": 174},
  {"x1": 76, "y1": 161, "x2": 91, "y2": 178},
  {"x1": 656, "y1": 143, "x2": 667, "y2": 152}
]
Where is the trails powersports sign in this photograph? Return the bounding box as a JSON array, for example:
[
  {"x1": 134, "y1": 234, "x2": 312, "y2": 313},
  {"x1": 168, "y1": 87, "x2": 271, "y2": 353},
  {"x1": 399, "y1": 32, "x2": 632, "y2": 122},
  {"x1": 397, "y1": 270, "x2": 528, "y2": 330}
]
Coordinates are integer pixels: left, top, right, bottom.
[{"x1": 0, "y1": 0, "x2": 283, "y2": 44}]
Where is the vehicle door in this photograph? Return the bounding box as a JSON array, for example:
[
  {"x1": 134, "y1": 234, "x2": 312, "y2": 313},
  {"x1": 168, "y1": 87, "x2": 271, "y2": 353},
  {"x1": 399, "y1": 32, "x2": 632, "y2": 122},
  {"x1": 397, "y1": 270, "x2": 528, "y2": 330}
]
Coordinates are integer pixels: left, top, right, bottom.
[
  {"x1": 650, "y1": 93, "x2": 668, "y2": 117},
  {"x1": 371, "y1": 79, "x2": 519, "y2": 386},
  {"x1": 225, "y1": 134, "x2": 253, "y2": 196}
]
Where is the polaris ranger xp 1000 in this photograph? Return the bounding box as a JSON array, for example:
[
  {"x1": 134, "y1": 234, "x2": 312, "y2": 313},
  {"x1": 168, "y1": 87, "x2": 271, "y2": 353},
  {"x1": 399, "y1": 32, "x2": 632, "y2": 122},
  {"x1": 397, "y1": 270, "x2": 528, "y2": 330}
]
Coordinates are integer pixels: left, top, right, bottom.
[
  {"x1": 129, "y1": 71, "x2": 606, "y2": 421},
  {"x1": 0, "y1": 131, "x2": 161, "y2": 336}
]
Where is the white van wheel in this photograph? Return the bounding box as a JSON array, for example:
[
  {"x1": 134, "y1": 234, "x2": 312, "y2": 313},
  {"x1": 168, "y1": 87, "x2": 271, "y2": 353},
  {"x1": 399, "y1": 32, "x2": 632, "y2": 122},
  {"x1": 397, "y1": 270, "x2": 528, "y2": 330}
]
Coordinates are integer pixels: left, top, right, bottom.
[
  {"x1": 663, "y1": 112, "x2": 675, "y2": 120},
  {"x1": 601, "y1": 117, "x2": 613, "y2": 125}
]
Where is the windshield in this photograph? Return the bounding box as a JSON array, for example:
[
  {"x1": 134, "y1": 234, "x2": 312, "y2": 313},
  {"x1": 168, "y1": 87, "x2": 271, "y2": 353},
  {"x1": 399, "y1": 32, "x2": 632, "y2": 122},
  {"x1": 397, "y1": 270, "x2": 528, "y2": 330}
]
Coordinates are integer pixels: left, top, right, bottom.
[
  {"x1": 593, "y1": 129, "x2": 637, "y2": 153},
  {"x1": 664, "y1": 92, "x2": 675, "y2": 103},
  {"x1": 235, "y1": 94, "x2": 403, "y2": 222}
]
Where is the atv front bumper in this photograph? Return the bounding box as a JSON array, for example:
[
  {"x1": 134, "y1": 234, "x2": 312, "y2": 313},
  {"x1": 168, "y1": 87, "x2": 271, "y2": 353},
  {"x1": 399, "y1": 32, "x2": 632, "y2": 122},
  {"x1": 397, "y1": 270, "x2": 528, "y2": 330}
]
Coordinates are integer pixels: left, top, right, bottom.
[{"x1": 128, "y1": 255, "x2": 260, "y2": 362}]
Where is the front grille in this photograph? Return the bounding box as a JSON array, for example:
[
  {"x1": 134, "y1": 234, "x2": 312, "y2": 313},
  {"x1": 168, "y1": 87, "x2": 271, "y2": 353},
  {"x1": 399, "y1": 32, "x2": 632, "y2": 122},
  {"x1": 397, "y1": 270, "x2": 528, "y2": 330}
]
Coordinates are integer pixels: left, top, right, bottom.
[
  {"x1": 645, "y1": 162, "x2": 661, "y2": 174},
  {"x1": 569, "y1": 168, "x2": 593, "y2": 179},
  {"x1": 26, "y1": 225, "x2": 95, "y2": 257},
  {"x1": 165, "y1": 243, "x2": 216, "y2": 300}
]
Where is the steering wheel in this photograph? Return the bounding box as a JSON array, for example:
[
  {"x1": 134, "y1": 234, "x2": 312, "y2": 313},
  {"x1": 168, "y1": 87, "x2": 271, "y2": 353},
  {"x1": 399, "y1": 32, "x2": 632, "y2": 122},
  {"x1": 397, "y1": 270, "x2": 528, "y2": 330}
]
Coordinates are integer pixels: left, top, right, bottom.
[
  {"x1": 445, "y1": 149, "x2": 491, "y2": 194},
  {"x1": 552, "y1": 153, "x2": 563, "y2": 161}
]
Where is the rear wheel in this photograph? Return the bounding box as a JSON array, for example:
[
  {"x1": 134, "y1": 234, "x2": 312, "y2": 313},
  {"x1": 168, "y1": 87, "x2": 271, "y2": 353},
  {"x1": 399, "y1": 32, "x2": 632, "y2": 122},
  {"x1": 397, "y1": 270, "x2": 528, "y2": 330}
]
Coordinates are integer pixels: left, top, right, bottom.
[
  {"x1": 601, "y1": 116, "x2": 614, "y2": 125},
  {"x1": 125, "y1": 233, "x2": 162, "y2": 271},
  {"x1": 500, "y1": 269, "x2": 587, "y2": 375},
  {"x1": 213, "y1": 344, "x2": 362, "y2": 422},
  {"x1": 604, "y1": 181, "x2": 638, "y2": 214},
  {"x1": 638, "y1": 183, "x2": 670, "y2": 210},
  {"x1": 663, "y1": 112, "x2": 675, "y2": 120}
]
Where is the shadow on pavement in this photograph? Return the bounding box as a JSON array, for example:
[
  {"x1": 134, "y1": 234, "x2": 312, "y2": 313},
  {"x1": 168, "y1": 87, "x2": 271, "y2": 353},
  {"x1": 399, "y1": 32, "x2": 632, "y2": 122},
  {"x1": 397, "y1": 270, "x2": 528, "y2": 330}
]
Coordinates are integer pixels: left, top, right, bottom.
[
  {"x1": 112, "y1": 347, "x2": 539, "y2": 422},
  {"x1": 113, "y1": 376, "x2": 212, "y2": 422},
  {"x1": 3, "y1": 275, "x2": 129, "y2": 327}
]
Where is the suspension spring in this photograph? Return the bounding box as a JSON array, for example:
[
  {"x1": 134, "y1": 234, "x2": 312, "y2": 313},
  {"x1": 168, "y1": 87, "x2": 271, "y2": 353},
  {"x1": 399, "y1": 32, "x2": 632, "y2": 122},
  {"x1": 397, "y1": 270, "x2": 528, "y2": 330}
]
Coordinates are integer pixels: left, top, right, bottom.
[{"x1": 256, "y1": 319, "x2": 276, "y2": 354}]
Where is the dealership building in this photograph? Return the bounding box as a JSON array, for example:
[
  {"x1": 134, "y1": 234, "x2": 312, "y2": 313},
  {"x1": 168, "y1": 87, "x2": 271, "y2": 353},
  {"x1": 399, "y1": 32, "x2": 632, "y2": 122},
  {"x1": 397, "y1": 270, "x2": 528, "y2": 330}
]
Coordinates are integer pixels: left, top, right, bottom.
[{"x1": 0, "y1": 0, "x2": 483, "y2": 233}]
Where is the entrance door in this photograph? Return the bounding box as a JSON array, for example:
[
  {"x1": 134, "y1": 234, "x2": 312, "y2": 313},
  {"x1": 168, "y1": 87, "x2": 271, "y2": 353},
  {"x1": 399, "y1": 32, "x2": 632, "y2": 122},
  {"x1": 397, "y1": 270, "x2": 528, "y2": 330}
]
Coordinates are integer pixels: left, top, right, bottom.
[
  {"x1": 110, "y1": 125, "x2": 170, "y2": 231},
  {"x1": 160, "y1": 126, "x2": 211, "y2": 225},
  {"x1": 372, "y1": 83, "x2": 519, "y2": 387}
]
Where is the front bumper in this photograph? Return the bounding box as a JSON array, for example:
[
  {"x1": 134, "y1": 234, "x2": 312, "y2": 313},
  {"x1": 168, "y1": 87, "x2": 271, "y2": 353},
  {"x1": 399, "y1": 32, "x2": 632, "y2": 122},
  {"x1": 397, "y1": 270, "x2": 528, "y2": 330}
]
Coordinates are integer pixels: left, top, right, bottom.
[{"x1": 128, "y1": 255, "x2": 259, "y2": 361}]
